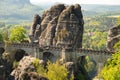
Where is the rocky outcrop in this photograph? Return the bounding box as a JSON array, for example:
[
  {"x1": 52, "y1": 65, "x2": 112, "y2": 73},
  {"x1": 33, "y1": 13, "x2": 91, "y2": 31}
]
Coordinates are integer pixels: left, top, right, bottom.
[
  {"x1": 0, "y1": 65, "x2": 5, "y2": 79},
  {"x1": 107, "y1": 25, "x2": 120, "y2": 51},
  {"x1": 30, "y1": 14, "x2": 41, "y2": 36},
  {"x1": 0, "y1": 51, "x2": 13, "y2": 79},
  {"x1": 65, "y1": 62, "x2": 74, "y2": 79},
  {"x1": 10, "y1": 56, "x2": 45, "y2": 80},
  {"x1": 30, "y1": 4, "x2": 84, "y2": 48},
  {"x1": 19, "y1": 72, "x2": 47, "y2": 80}
]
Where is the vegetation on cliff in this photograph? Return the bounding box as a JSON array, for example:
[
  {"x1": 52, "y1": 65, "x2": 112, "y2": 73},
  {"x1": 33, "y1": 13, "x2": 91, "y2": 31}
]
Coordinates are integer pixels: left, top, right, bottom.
[
  {"x1": 100, "y1": 41, "x2": 120, "y2": 80},
  {"x1": 32, "y1": 59, "x2": 70, "y2": 80}
]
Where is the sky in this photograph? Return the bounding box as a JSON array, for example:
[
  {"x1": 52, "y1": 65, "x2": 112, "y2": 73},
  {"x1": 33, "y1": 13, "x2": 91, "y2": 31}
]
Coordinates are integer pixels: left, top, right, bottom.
[{"x1": 30, "y1": 0, "x2": 120, "y2": 6}]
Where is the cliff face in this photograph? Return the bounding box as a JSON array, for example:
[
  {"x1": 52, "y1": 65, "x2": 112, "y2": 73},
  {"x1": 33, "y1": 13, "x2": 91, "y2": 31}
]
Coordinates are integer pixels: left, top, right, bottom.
[
  {"x1": 107, "y1": 25, "x2": 120, "y2": 51},
  {"x1": 30, "y1": 4, "x2": 84, "y2": 48}
]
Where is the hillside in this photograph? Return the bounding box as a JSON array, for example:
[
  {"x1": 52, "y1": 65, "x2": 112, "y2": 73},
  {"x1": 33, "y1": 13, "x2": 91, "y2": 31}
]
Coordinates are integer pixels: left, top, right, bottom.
[
  {"x1": 81, "y1": 4, "x2": 120, "y2": 17},
  {"x1": 0, "y1": 0, "x2": 43, "y2": 24}
]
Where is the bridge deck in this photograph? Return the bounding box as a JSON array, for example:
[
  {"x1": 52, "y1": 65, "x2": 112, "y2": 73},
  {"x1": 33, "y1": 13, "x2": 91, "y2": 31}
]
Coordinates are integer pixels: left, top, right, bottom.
[{"x1": 0, "y1": 41, "x2": 114, "y2": 55}]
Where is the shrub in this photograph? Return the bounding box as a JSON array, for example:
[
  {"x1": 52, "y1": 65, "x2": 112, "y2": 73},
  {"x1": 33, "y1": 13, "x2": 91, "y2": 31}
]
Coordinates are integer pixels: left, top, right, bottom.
[{"x1": 100, "y1": 41, "x2": 120, "y2": 80}]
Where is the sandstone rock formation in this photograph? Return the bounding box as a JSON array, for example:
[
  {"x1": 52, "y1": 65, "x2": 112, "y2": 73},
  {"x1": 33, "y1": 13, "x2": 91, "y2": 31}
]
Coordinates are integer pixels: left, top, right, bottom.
[
  {"x1": 0, "y1": 51, "x2": 13, "y2": 80},
  {"x1": 30, "y1": 4, "x2": 84, "y2": 48},
  {"x1": 20, "y1": 72, "x2": 47, "y2": 80},
  {"x1": 0, "y1": 65, "x2": 5, "y2": 79},
  {"x1": 65, "y1": 62, "x2": 74, "y2": 79},
  {"x1": 10, "y1": 56, "x2": 45, "y2": 80},
  {"x1": 107, "y1": 25, "x2": 120, "y2": 51},
  {"x1": 30, "y1": 14, "x2": 41, "y2": 40}
]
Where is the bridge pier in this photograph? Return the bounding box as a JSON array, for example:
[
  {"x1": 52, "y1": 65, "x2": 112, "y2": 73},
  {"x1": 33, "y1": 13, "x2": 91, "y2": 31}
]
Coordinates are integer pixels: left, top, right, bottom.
[
  {"x1": 61, "y1": 48, "x2": 74, "y2": 62},
  {"x1": 34, "y1": 47, "x2": 41, "y2": 59},
  {"x1": 38, "y1": 52, "x2": 43, "y2": 60}
]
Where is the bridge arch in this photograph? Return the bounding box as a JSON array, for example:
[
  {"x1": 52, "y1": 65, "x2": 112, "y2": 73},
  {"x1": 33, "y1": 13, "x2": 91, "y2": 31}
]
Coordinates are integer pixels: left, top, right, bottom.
[
  {"x1": 0, "y1": 47, "x2": 5, "y2": 55},
  {"x1": 43, "y1": 52, "x2": 55, "y2": 62},
  {"x1": 77, "y1": 56, "x2": 86, "y2": 65},
  {"x1": 75, "y1": 55, "x2": 98, "y2": 78},
  {"x1": 14, "y1": 49, "x2": 28, "y2": 61}
]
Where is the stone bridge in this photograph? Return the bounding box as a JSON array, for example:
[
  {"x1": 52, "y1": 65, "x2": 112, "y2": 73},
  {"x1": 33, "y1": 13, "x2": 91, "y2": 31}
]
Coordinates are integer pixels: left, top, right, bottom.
[
  {"x1": 0, "y1": 42, "x2": 39, "y2": 57},
  {"x1": 1, "y1": 42, "x2": 111, "y2": 78},
  {"x1": 0, "y1": 41, "x2": 114, "y2": 63},
  {"x1": 0, "y1": 42, "x2": 114, "y2": 77}
]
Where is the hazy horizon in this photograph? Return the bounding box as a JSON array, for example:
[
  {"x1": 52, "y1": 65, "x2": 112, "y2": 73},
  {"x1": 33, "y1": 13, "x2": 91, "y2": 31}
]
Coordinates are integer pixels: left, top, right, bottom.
[{"x1": 30, "y1": 0, "x2": 120, "y2": 6}]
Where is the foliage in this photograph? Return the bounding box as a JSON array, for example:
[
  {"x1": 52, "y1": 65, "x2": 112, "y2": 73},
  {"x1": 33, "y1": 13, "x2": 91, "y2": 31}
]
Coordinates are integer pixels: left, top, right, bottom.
[
  {"x1": 82, "y1": 16, "x2": 117, "y2": 50},
  {"x1": 76, "y1": 74, "x2": 86, "y2": 80},
  {"x1": 45, "y1": 61, "x2": 68, "y2": 80},
  {"x1": 9, "y1": 26, "x2": 27, "y2": 43},
  {"x1": 118, "y1": 17, "x2": 120, "y2": 25},
  {"x1": 83, "y1": 31, "x2": 107, "y2": 49},
  {"x1": 85, "y1": 20, "x2": 100, "y2": 27},
  {"x1": 100, "y1": 41, "x2": 120, "y2": 80},
  {"x1": 114, "y1": 41, "x2": 120, "y2": 50},
  {"x1": 32, "y1": 59, "x2": 46, "y2": 76},
  {"x1": 32, "y1": 60, "x2": 69, "y2": 80},
  {"x1": 84, "y1": 56, "x2": 97, "y2": 78}
]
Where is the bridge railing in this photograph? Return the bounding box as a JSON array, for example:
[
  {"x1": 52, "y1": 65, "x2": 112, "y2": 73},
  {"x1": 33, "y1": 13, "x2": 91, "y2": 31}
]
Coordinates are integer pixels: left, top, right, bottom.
[
  {"x1": 75, "y1": 48, "x2": 114, "y2": 55},
  {"x1": 0, "y1": 41, "x2": 115, "y2": 55},
  {"x1": 39, "y1": 45, "x2": 114, "y2": 55},
  {"x1": 0, "y1": 41, "x2": 39, "y2": 48}
]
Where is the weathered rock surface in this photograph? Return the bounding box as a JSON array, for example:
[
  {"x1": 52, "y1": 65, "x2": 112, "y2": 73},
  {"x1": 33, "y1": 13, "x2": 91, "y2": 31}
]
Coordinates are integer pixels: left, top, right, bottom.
[
  {"x1": 65, "y1": 62, "x2": 74, "y2": 79},
  {"x1": 20, "y1": 72, "x2": 47, "y2": 80},
  {"x1": 30, "y1": 14, "x2": 41, "y2": 36},
  {"x1": 10, "y1": 56, "x2": 45, "y2": 80},
  {"x1": 0, "y1": 65, "x2": 5, "y2": 79},
  {"x1": 107, "y1": 25, "x2": 120, "y2": 51},
  {"x1": 30, "y1": 4, "x2": 84, "y2": 48},
  {"x1": 0, "y1": 51, "x2": 13, "y2": 80}
]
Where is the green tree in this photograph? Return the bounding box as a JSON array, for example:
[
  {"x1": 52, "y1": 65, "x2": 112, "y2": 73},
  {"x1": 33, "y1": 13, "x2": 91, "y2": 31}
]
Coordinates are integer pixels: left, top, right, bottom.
[
  {"x1": 45, "y1": 61, "x2": 68, "y2": 80},
  {"x1": 83, "y1": 31, "x2": 107, "y2": 49},
  {"x1": 118, "y1": 17, "x2": 120, "y2": 25},
  {"x1": 100, "y1": 41, "x2": 120, "y2": 80},
  {"x1": 32, "y1": 59, "x2": 46, "y2": 76},
  {"x1": 9, "y1": 26, "x2": 27, "y2": 43},
  {"x1": 32, "y1": 60, "x2": 69, "y2": 80}
]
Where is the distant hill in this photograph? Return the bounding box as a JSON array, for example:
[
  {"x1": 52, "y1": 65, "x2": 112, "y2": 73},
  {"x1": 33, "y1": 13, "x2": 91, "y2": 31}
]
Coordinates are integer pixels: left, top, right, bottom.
[
  {"x1": 0, "y1": 0, "x2": 43, "y2": 24},
  {"x1": 2, "y1": 0, "x2": 30, "y2": 4},
  {"x1": 81, "y1": 4, "x2": 120, "y2": 17},
  {"x1": 0, "y1": 0, "x2": 120, "y2": 24}
]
